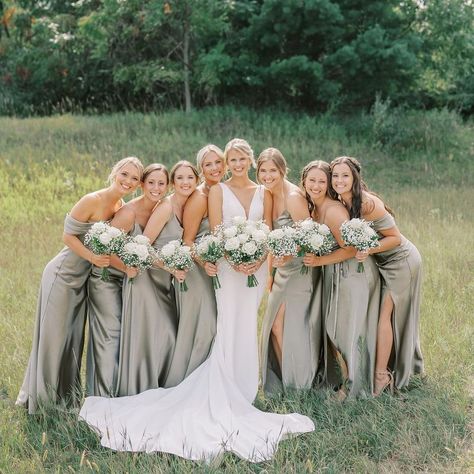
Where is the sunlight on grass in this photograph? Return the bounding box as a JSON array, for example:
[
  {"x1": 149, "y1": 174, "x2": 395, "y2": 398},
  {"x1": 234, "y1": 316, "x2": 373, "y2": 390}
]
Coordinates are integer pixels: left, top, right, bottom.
[{"x1": 0, "y1": 111, "x2": 472, "y2": 472}]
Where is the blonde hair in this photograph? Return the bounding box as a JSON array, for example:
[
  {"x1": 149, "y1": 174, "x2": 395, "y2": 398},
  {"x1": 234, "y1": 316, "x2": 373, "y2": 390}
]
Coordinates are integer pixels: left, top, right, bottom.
[
  {"x1": 224, "y1": 138, "x2": 256, "y2": 168},
  {"x1": 196, "y1": 144, "x2": 225, "y2": 175},
  {"x1": 256, "y1": 147, "x2": 288, "y2": 182},
  {"x1": 108, "y1": 156, "x2": 144, "y2": 184}
]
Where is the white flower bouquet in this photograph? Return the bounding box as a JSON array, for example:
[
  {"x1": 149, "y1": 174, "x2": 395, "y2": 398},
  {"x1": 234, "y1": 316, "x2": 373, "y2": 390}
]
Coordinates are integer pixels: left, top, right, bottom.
[
  {"x1": 194, "y1": 233, "x2": 225, "y2": 289},
  {"x1": 219, "y1": 216, "x2": 270, "y2": 287},
  {"x1": 84, "y1": 221, "x2": 126, "y2": 281},
  {"x1": 159, "y1": 239, "x2": 194, "y2": 291},
  {"x1": 267, "y1": 226, "x2": 298, "y2": 277},
  {"x1": 294, "y1": 218, "x2": 337, "y2": 274},
  {"x1": 340, "y1": 218, "x2": 379, "y2": 272},
  {"x1": 118, "y1": 234, "x2": 156, "y2": 283}
]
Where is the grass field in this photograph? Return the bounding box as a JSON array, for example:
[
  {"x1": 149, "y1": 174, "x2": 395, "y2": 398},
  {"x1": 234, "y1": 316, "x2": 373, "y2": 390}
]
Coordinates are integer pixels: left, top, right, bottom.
[{"x1": 0, "y1": 108, "x2": 472, "y2": 473}]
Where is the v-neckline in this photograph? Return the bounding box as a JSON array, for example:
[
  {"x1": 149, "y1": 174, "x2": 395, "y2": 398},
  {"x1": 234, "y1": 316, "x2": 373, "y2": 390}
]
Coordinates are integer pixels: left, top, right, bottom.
[{"x1": 223, "y1": 183, "x2": 259, "y2": 219}]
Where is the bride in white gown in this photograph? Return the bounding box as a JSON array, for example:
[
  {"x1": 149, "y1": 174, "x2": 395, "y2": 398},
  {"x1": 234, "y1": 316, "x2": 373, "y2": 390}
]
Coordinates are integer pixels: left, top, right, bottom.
[{"x1": 79, "y1": 139, "x2": 315, "y2": 463}]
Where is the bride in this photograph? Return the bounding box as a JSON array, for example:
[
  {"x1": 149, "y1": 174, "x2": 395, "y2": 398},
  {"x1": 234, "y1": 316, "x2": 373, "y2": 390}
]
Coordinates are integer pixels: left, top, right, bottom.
[{"x1": 79, "y1": 139, "x2": 314, "y2": 463}]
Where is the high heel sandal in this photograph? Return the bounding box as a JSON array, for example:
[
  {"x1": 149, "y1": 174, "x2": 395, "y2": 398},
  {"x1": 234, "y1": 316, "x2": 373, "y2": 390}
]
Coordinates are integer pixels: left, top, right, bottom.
[{"x1": 374, "y1": 370, "x2": 394, "y2": 396}]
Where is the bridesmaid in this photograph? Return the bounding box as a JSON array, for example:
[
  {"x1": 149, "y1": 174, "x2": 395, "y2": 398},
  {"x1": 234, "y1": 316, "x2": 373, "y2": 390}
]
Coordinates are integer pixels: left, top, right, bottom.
[
  {"x1": 116, "y1": 160, "x2": 198, "y2": 396},
  {"x1": 87, "y1": 163, "x2": 166, "y2": 397},
  {"x1": 301, "y1": 160, "x2": 381, "y2": 399},
  {"x1": 257, "y1": 148, "x2": 323, "y2": 394},
  {"x1": 164, "y1": 146, "x2": 225, "y2": 387},
  {"x1": 330, "y1": 156, "x2": 423, "y2": 394},
  {"x1": 17, "y1": 157, "x2": 143, "y2": 414}
]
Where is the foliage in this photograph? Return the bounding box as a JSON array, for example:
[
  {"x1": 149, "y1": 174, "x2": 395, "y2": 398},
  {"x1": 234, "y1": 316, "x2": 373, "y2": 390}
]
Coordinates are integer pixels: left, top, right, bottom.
[{"x1": 0, "y1": 0, "x2": 473, "y2": 115}]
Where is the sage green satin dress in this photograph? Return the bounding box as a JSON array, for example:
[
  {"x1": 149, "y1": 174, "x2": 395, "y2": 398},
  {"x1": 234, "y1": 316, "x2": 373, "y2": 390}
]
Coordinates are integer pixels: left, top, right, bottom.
[
  {"x1": 116, "y1": 217, "x2": 180, "y2": 396},
  {"x1": 164, "y1": 218, "x2": 217, "y2": 387},
  {"x1": 372, "y1": 213, "x2": 423, "y2": 388},
  {"x1": 260, "y1": 211, "x2": 324, "y2": 394},
  {"x1": 323, "y1": 250, "x2": 381, "y2": 397},
  {"x1": 16, "y1": 215, "x2": 92, "y2": 414},
  {"x1": 86, "y1": 262, "x2": 125, "y2": 396}
]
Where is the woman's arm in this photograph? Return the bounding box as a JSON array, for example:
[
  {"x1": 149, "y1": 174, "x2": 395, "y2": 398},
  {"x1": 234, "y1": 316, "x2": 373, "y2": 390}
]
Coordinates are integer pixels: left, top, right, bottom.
[
  {"x1": 361, "y1": 193, "x2": 401, "y2": 257},
  {"x1": 208, "y1": 184, "x2": 223, "y2": 231},
  {"x1": 63, "y1": 194, "x2": 110, "y2": 267},
  {"x1": 263, "y1": 188, "x2": 273, "y2": 229},
  {"x1": 182, "y1": 192, "x2": 207, "y2": 246},
  {"x1": 108, "y1": 206, "x2": 138, "y2": 276},
  {"x1": 143, "y1": 199, "x2": 172, "y2": 244},
  {"x1": 303, "y1": 205, "x2": 356, "y2": 267}
]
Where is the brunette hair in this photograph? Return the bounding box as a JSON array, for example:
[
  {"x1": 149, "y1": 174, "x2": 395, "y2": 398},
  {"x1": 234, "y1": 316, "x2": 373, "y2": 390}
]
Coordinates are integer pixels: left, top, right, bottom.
[
  {"x1": 300, "y1": 160, "x2": 331, "y2": 216},
  {"x1": 330, "y1": 156, "x2": 394, "y2": 217},
  {"x1": 256, "y1": 148, "x2": 288, "y2": 182},
  {"x1": 142, "y1": 163, "x2": 169, "y2": 184},
  {"x1": 224, "y1": 138, "x2": 256, "y2": 168},
  {"x1": 170, "y1": 160, "x2": 199, "y2": 185},
  {"x1": 108, "y1": 156, "x2": 144, "y2": 184}
]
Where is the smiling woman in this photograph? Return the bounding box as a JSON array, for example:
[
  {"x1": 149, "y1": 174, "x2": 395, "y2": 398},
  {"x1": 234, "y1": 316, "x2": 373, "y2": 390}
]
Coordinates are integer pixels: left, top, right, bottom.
[
  {"x1": 16, "y1": 156, "x2": 144, "y2": 414},
  {"x1": 164, "y1": 145, "x2": 226, "y2": 387},
  {"x1": 86, "y1": 163, "x2": 169, "y2": 397},
  {"x1": 115, "y1": 160, "x2": 199, "y2": 396}
]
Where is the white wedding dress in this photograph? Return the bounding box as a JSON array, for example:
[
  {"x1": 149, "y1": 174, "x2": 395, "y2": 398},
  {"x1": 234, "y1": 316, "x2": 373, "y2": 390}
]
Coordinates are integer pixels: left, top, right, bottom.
[{"x1": 79, "y1": 183, "x2": 315, "y2": 462}]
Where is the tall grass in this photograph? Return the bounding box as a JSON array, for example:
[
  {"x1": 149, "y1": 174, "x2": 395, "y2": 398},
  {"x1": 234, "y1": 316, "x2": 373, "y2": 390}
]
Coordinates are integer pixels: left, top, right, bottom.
[{"x1": 0, "y1": 109, "x2": 472, "y2": 473}]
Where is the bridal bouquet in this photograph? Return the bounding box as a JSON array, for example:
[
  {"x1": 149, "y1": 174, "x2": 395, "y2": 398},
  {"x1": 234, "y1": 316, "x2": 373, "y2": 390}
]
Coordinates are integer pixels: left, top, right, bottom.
[
  {"x1": 118, "y1": 234, "x2": 156, "y2": 283},
  {"x1": 194, "y1": 233, "x2": 225, "y2": 290},
  {"x1": 267, "y1": 226, "x2": 298, "y2": 277},
  {"x1": 220, "y1": 216, "x2": 270, "y2": 287},
  {"x1": 159, "y1": 240, "x2": 194, "y2": 291},
  {"x1": 84, "y1": 221, "x2": 126, "y2": 281},
  {"x1": 340, "y1": 218, "x2": 379, "y2": 273},
  {"x1": 295, "y1": 218, "x2": 337, "y2": 274}
]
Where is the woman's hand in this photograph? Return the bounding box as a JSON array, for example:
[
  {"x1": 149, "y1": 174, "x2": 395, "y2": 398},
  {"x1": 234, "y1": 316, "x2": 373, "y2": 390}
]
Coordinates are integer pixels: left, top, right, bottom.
[
  {"x1": 303, "y1": 253, "x2": 322, "y2": 267},
  {"x1": 272, "y1": 255, "x2": 292, "y2": 268},
  {"x1": 125, "y1": 266, "x2": 139, "y2": 279},
  {"x1": 235, "y1": 262, "x2": 259, "y2": 275},
  {"x1": 91, "y1": 254, "x2": 111, "y2": 268},
  {"x1": 203, "y1": 262, "x2": 218, "y2": 277},
  {"x1": 355, "y1": 249, "x2": 369, "y2": 262},
  {"x1": 172, "y1": 269, "x2": 188, "y2": 283}
]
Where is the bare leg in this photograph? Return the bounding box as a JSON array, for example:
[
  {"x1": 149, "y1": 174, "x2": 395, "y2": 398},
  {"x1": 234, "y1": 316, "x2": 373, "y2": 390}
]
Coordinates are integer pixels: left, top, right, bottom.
[
  {"x1": 270, "y1": 303, "x2": 285, "y2": 371},
  {"x1": 374, "y1": 293, "x2": 395, "y2": 395}
]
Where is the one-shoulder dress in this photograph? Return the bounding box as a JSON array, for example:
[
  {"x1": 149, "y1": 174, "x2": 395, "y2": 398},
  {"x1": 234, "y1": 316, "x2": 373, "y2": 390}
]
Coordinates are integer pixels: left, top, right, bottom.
[
  {"x1": 17, "y1": 215, "x2": 93, "y2": 413},
  {"x1": 372, "y1": 213, "x2": 423, "y2": 388}
]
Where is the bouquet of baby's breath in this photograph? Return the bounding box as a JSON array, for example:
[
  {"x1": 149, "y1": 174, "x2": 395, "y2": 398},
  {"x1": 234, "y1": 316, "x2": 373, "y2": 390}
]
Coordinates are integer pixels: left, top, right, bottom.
[
  {"x1": 84, "y1": 222, "x2": 126, "y2": 281},
  {"x1": 340, "y1": 218, "x2": 379, "y2": 273},
  {"x1": 159, "y1": 240, "x2": 194, "y2": 291},
  {"x1": 193, "y1": 233, "x2": 225, "y2": 289},
  {"x1": 219, "y1": 216, "x2": 270, "y2": 288},
  {"x1": 267, "y1": 226, "x2": 298, "y2": 277},
  {"x1": 294, "y1": 218, "x2": 337, "y2": 274},
  {"x1": 118, "y1": 234, "x2": 156, "y2": 283}
]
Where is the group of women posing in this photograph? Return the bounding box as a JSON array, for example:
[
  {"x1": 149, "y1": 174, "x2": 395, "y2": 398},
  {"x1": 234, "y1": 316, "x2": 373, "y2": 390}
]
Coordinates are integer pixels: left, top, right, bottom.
[{"x1": 17, "y1": 138, "x2": 423, "y2": 462}]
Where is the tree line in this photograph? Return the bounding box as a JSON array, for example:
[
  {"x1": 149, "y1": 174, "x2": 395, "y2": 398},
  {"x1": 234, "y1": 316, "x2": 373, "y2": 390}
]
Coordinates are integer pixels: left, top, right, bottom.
[{"x1": 0, "y1": 0, "x2": 473, "y2": 116}]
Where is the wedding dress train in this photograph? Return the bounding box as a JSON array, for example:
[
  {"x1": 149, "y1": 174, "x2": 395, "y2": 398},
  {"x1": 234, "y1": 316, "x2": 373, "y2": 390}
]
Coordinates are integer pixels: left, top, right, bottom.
[{"x1": 79, "y1": 183, "x2": 314, "y2": 462}]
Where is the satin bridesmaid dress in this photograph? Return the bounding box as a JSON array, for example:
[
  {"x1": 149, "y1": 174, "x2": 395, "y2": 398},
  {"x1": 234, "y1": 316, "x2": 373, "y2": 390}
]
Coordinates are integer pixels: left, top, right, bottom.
[
  {"x1": 164, "y1": 217, "x2": 217, "y2": 388},
  {"x1": 260, "y1": 211, "x2": 324, "y2": 394},
  {"x1": 372, "y1": 213, "x2": 423, "y2": 388},
  {"x1": 322, "y1": 250, "x2": 381, "y2": 397},
  {"x1": 116, "y1": 217, "x2": 180, "y2": 396},
  {"x1": 16, "y1": 215, "x2": 93, "y2": 414},
  {"x1": 86, "y1": 256, "x2": 125, "y2": 396}
]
